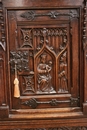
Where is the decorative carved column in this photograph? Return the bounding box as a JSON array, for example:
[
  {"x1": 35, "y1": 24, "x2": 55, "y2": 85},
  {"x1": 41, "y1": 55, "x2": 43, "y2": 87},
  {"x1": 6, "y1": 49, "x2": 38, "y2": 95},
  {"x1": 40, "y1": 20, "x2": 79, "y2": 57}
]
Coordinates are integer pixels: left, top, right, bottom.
[{"x1": 0, "y1": 0, "x2": 9, "y2": 118}]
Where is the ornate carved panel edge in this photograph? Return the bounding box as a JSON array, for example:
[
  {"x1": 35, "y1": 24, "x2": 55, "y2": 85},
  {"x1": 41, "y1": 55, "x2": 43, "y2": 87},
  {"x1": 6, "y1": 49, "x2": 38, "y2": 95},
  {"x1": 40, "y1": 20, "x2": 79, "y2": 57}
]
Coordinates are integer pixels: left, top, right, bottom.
[
  {"x1": 9, "y1": 126, "x2": 87, "y2": 130},
  {"x1": 83, "y1": 0, "x2": 87, "y2": 50},
  {"x1": 0, "y1": 0, "x2": 6, "y2": 51}
]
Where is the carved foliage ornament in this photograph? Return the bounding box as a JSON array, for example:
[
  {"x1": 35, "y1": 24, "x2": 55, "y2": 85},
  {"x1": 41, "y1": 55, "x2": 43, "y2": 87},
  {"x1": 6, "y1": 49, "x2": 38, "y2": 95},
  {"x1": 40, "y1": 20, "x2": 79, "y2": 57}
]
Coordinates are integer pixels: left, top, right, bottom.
[
  {"x1": 20, "y1": 10, "x2": 79, "y2": 21},
  {"x1": 9, "y1": 51, "x2": 29, "y2": 72}
]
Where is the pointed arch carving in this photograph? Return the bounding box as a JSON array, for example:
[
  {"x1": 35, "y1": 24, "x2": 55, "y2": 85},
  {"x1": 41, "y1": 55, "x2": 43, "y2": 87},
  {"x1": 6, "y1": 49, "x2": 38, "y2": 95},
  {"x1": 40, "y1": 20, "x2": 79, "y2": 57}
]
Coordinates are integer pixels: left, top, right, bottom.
[{"x1": 34, "y1": 45, "x2": 56, "y2": 93}]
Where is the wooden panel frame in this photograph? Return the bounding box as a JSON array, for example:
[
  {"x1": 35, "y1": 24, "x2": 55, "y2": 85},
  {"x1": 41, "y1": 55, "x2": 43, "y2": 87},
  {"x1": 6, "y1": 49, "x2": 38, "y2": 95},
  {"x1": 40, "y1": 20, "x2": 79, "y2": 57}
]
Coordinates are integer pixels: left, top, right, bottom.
[{"x1": 0, "y1": 0, "x2": 87, "y2": 129}]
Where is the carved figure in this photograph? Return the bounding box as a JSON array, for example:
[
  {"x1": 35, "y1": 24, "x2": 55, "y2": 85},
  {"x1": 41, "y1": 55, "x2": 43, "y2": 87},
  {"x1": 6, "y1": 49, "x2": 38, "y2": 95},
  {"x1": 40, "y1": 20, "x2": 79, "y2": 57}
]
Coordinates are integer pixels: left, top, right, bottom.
[
  {"x1": 58, "y1": 52, "x2": 68, "y2": 92},
  {"x1": 37, "y1": 54, "x2": 54, "y2": 92}
]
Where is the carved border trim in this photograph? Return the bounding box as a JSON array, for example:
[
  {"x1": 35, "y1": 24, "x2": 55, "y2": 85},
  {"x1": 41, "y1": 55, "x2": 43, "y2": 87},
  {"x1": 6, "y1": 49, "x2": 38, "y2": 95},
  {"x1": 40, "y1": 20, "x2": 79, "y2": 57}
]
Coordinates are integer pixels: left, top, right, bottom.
[
  {"x1": 0, "y1": 1, "x2": 5, "y2": 51},
  {"x1": 10, "y1": 126, "x2": 87, "y2": 130},
  {"x1": 83, "y1": 0, "x2": 87, "y2": 50}
]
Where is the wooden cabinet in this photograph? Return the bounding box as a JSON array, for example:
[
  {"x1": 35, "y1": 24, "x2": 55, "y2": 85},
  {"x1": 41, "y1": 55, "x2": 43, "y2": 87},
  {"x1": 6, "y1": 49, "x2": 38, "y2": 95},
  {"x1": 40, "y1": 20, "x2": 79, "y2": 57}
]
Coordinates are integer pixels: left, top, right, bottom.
[{"x1": 0, "y1": 0, "x2": 87, "y2": 129}]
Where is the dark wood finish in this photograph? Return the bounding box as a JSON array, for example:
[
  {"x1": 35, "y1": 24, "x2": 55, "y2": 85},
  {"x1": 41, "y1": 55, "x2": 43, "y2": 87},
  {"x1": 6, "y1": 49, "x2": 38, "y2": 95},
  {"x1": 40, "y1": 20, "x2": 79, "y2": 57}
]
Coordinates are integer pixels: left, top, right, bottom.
[{"x1": 0, "y1": 0, "x2": 87, "y2": 129}]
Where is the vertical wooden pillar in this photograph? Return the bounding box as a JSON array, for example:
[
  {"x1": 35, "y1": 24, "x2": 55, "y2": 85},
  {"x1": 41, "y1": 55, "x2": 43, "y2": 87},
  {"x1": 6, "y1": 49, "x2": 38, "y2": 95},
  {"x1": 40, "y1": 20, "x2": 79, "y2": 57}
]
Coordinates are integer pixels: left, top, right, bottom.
[
  {"x1": 0, "y1": 0, "x2": 9, "y2": 118},
  {"x1": 83, "y1": 0, "x2": 87, "y2": 114}
]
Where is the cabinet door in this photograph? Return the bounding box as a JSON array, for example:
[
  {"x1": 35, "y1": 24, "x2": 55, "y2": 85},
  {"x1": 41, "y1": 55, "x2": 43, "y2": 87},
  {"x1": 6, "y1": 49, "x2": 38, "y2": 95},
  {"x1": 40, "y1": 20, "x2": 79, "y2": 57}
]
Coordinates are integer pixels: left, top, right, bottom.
[{"x1": 7, "y1": 8, "x2": 81, "y2": 113}]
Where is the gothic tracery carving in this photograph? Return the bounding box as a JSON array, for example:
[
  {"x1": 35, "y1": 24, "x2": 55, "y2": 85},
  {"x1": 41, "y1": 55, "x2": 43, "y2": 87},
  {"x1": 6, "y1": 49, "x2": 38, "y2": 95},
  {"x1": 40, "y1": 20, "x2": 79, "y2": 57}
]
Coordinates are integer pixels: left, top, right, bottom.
[
  {"x1": 10, "y1": 27, "x2": 68, "y2": 95},
  {"x1": 34, "y1": 28, "x2": 67, "y2": 55}
]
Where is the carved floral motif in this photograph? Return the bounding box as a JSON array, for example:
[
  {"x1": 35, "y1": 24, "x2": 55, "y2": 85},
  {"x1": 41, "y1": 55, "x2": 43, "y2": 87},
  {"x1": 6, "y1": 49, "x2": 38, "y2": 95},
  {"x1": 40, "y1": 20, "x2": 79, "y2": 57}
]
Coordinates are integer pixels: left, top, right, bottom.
[{"x1": 10, "y1": 51, "x2": 29, "y2": 72}]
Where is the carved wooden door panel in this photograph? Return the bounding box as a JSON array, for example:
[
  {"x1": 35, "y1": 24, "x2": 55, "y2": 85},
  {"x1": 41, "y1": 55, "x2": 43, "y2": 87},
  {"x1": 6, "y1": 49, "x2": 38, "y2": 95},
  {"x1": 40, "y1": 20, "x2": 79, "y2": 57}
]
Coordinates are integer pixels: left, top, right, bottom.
[{"x1": 7, "y1": 8, "x2": 80, "y2": 111}]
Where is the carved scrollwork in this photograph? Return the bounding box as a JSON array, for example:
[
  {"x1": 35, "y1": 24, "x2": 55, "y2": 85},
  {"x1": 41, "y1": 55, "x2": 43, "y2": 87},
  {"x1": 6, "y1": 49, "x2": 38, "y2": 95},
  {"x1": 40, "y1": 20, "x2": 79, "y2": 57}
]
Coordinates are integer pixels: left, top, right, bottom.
[
  {"x1": 20, "y1": 10, "x2": 79, "y2": 21},
  {"x1": 9, "y1": 51, "x2": 29, "y2": 72}
]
